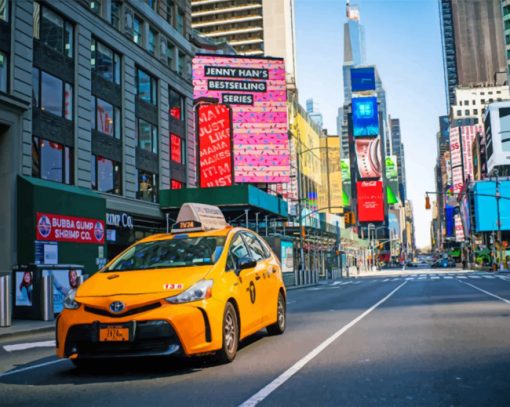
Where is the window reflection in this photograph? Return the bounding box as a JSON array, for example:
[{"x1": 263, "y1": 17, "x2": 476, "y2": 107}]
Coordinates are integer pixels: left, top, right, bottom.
[
  {"x1": 41, "y1": 71, "x2": 63, "y2": 116},
  {"x1": 137, "y1": 170, "x2": 158, "y2": 202}
]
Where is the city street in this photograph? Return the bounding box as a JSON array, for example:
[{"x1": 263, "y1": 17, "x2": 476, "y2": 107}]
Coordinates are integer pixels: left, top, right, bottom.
[{"x1": 1, "y1": 269, "x2": 510, "y2": 407}]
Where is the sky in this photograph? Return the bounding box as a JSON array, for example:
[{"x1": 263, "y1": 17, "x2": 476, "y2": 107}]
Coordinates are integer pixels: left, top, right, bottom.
[{"x1": 294, "y1": 0, "x2": 447, "y2": 249}]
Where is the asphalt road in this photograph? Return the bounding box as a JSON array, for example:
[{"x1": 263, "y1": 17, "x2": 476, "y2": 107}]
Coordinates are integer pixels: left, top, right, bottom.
[{"x1": 1, "y1": 269, "x2": 510, "y2": 407}]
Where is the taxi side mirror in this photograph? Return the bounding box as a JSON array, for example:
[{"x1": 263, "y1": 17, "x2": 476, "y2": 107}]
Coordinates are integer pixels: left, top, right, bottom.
[{"x1": 236, "y1": 257, "x2": 257, "y2": 273}]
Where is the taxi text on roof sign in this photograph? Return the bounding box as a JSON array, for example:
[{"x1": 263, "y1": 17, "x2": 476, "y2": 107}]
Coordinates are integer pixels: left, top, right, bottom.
[{"x1": 171, "y1": 203, "x2": 228, "y2": 233}]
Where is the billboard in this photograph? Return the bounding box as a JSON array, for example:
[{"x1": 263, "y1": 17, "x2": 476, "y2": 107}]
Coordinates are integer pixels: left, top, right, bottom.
[
  {"x1": 474, "y1": 180, "x2": 510, "y2": 232},
  {"x1": 385, "y1": 155, "x2": 398, "y2": 181},
  {"x1": 351, "y1": 67, "x2": 376, "y2": 92},
  {"x1": 341, "y1": 159, "x2": 352, "y2": 206},
  {"x1": 357, "y1": 181, "x2": 384, "y2": 222},
  {"x1": 197, "y1": 104, "x2": 233, "y2": 188},
  {"x1": 486, "y1": 104, "x2": 510, "y2": 174},
  {"x1": 193, "y1": 55, "x2": 289, "y2": 183},
  {"x1": 450, "y1": 126, "x2": 463, "y2": 194},
  {"x1": 352, "y1": 96, "x2": 379, "y2": 137},
  {"x1": 355, "y1": 138, "x2": 382, "y2": 179},
  {"x1": 36, "y1": 213, "x2": 105, "y2": 244}
]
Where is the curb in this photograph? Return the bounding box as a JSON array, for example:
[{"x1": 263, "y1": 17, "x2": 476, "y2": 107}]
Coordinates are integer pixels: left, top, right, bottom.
[
  {"x1": 286, "y1": 283, "x2": 319, "y2": 291},
  {"x1": 0, "y1": 325, "x2": 54, "y2": 341}
]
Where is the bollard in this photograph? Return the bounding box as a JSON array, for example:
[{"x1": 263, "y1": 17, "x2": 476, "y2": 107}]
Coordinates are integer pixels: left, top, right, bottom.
[
  {"x1": 40, "y1": 274, "x2": 54, "y2": 321},
  {"x1": 0, "y1": 275, "x2": 12, "y2": 327}
]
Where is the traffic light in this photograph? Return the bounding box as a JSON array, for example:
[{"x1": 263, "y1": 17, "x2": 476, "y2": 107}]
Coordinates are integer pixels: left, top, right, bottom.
[{"x1": 425, "y1": 195, "x2": 431, "y2": 210}]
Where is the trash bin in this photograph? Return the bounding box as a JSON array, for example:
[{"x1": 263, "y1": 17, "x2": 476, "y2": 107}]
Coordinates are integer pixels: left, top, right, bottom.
[
  {"x1": 0, "y1": 275, "x2": 12, "y2": 327},
  {"x1": 13, "y1": 264, "x2": 85, "y2": 320}
]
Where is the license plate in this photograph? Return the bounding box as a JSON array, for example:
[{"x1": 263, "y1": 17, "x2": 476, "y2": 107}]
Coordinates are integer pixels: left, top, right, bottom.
[{"x1": 99, "y1": 326, "x2": 130, "y2": 342}]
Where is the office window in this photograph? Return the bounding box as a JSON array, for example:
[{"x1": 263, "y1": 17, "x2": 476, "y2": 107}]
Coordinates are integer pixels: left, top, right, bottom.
[
  {"x1": 137, "y1": 119, "x2": 158, "y2": 153},
  {"x1": 176, "y1": 8, "x2": 184, "y2": 35},
  {"x1": 34, "y1": 4, "x2": 74, "y2": 58},
  {"x1": 64, "y1": 83, "x2": 73, "y2": 120},
  {"x1": 136, "y1": 68, "x2": 157, "y2": 105},
  {"x1": 133, "y1": 14, "x2": 143, "y2": 45},
  {"x1": 91, "y1": 39, "x2": 121, "y2": 85},
  {"x1": 169, "y1": 88, "x2": 184, "y2": 121},
  {"x1": 464, "y1": 109, "x2": 469, "y2": 116},
  {"x1": 481, "y1": 99, "x2": 486, "y2": 104},
  {"x1": 171, "y1": 179, "x2": 183, "y2": 190},
  {"x1": 32, "y1": 67, "x2": 39, "y2": 106},
  {"x1": 473, "y1": 109, "x2": 478, "y2": 115},
  {"x1": 146, "y1": 0, "x2": 158, "y2": 11},
  {"x1": 32, "y1": 136, "x2": 73, "y2": 184},
  {"x1": 96, "y1": 98, "x2": 114, "y2": 136},
  {"x1": 171, "y1": 133, "x2": 184, "y2": 163},
  {"x1": 166, "y1": 1, "x2": 174, "y2": 25},
  {"x1": 41, "y1": 71, "x2": 63, "y2": 116},
  {"x1": 459, "y1": 101, "x2": 462, "y2": 106},
  {"x1": 0, "y1": 0, "x2": 8, "y2": 22},
  {"x1": 177, "y1": 51, "x2": 185, "y2": 76},
  {"x1": 91, "y1": 97, "x2": 96, "y2": 129},
  {"x1": 137, "y1": 170, "x2": 158, "y2": 202},
  {"x1": 148, "y1": 27, "x2": 157, "y2": 55},
  {"x1": 167, "y1": 42, "x2": 175, "y2": 69},
  {"x1": 92, "y1": 155, "x2": 121, "y2": 194},
  {"x1": 111, "y1": 0, "x2": 122, "y2": 29},
  {"x1": 456, "y1": 110, "x2": 461, "y2": 116},
  {"x1": 0, "y1": 51, "x2": 7, "y2": 93},
  {"x1": 90, "y1": 0, "x2": 102, "y2": 15}
]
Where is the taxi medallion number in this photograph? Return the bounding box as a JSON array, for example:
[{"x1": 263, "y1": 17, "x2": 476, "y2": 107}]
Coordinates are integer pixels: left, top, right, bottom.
[{"x1": 99, "y1": 326, "x2": 130, "y2": 342}]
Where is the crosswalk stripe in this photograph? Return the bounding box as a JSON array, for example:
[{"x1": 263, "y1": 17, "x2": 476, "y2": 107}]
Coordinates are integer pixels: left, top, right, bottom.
[
  {"x1": 469, "y1": 276, "x2": 481, "y2": 279},
  {"x1": 444, "y1": 276, "x2": 453, "y2": 279},
  {"x1": 456, "y1": 276, "x2": 467, "y2": 279}
]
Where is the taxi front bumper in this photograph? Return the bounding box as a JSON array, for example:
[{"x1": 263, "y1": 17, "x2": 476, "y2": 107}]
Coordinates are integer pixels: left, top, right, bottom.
[{"x1": 56, "y1": 299, "x2": 224, "y2": 359}]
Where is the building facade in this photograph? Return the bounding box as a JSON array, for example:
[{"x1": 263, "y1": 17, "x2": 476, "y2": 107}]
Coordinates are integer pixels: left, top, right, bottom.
[
  {"x1": 439, "y1": 0, "x2": 506, "y2": 109},
  {"x1": 191, "y1": 0, "x2": 297, "y2": 90},
  {"x1": 450, "y1": 84, "x2": 510, "y2": 123},
  {"x1": 0, "y1": 0, "x2": 195, "y2": 276}
]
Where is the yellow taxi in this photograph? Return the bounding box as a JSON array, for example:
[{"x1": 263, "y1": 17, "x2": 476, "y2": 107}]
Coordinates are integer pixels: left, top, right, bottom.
[{"x1": 56, "y1": 203, "x2": 286, "y2": 367}]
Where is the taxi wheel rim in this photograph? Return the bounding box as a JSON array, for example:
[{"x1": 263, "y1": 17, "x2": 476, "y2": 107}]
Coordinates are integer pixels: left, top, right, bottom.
[
  {"x1": 224, "y1": 310, "x2": 236, "y2": 354},
  {"x1": 277, "y1": 297, "x2": 285, "y2": 329}
]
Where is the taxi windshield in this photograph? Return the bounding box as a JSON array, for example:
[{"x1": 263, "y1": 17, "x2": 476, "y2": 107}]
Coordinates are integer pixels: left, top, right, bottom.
[{"x1": 106, "y1": 236, "x2": 226, "y2": 271}]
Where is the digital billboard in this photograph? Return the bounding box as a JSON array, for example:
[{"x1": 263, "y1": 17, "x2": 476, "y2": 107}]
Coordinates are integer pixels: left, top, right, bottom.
[
  {"x1": 357, "y1": 181, "x2": 384, "y2": 222},
  {"x1": 198, "y1": 104, "x2": 233, "y2": 188},
  {"x1": 355, "y1": 138, "x2": 382, "y2": 179},
  {"x1": 341, "y1": 159, "x2": 352, "y2": 206},
  {"x1": 351, "y1": 67, "x2": 376, "y2": 92},
  {"x1": 193, "y1": 55, "x2": 289, "y2": 183},
  {"x1": 352, "y1": 96, "x2": 379, "y2": 137},
  {"x1": 474, "y1": 180, "x2": 510, "y2": 232}
]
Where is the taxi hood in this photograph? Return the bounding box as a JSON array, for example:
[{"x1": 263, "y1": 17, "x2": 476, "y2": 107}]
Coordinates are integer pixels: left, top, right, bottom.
[{"x1": 76, "y1": 266, "x2": 213, "y2": 298}]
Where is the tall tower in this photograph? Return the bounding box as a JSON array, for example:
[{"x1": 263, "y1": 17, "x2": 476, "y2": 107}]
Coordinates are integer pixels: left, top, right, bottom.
[{"x1": 439, "y1": 0, "x2": 506, "y2": 109}]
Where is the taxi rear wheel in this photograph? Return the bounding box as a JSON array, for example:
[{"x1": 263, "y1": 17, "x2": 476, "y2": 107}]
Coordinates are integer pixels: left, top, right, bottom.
[
  {"x1": 215, "y1": 302, "x2": 239, "y2": 364},
  {"x1": 267, "y1": 292, "x2": 286, "y2": 335}
]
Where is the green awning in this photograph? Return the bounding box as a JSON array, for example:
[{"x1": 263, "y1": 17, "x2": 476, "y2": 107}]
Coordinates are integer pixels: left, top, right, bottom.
[
  {"x1": 160, "y1": 185, "x2": 288, "y2": 219},
  {"x1": 17, "y1": 176, "x2": 106, "y2": 274}
]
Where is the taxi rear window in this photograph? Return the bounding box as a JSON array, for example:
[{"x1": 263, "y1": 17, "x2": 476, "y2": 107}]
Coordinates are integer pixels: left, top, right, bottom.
[{"x1": 107, "y1": 236, "x2": 226, "y2": 271}]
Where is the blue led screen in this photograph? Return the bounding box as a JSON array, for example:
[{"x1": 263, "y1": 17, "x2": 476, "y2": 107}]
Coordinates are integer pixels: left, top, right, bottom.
[
  {"x1": 474, "y1": 181, "x2": 510, "y2": 232},
  {"x1": 351, "y1": 67, "x2": 376, "y2": 92},
  {"x1": 352, "y1": 97, "x2": 379, "y2": 137}
]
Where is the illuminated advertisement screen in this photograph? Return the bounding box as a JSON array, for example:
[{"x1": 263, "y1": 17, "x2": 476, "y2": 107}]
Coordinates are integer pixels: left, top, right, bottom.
[
  {"x1": 355, "y1": 138, "x2": 382, "y2": 179},
  {"x1": 198, "y1": 104, "x2": 233, "y2": 188},
  {"x1": 351, "y1": 67, "x2": 376, "y2": 92},
  {"x1": 474, "y1": 181, "x2": 510, "y2": 232},
  {"x1": 193, "y1": 55, "x2": 289, "y2": 183},
  {"x1": 357, "y1": 181, "x2": 384, "y2": 222},
  {"x1": 352, "y1": 96, "x2": 379, "y2": 137}
]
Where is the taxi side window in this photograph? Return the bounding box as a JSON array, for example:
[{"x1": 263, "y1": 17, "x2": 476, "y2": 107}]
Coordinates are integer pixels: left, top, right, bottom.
[
  {"x1": 227, "y1": 233, "x2": 250, "y2": 271},
  {"x1": 242, "y1": 232, "x2": 268, "y2": 261}
]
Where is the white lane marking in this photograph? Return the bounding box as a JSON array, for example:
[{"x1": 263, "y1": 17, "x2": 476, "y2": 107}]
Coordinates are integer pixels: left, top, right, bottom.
[
  {"x1": 443, "y1": 276, "x2": 453, "y2": 279},
  {"x1": 469, "y1": 275, "x2": 481, "y2": 279},
  {"x1": 482, "y1": 276, "x2": 495, "y2": 279},
  {"x1": 340, "y1": 281, "x2": 352, "y2": 285},
  {"x1": 286, "y1": 301, "x2": 296, "y2": 305},
  {"x1": 431, "y1": 276, "x2": 440, "y2": 280},
  {"x1": 460, "y1": 280, "x2": 510, "y2": 305},
  {"x1": 238, "y1": 281, "x2": 408, "y2": 407},
  {"x1": 456, "y1": 276, "x2": 467, "y2": 279},
  {"x1": 405, "y1": 277, "x2": 415, "y2": 281},
  {"x1": 0, "y1": 359, "x2": 65, "y2": 378},
  {"x1": 331, "y1": 281, "x2": 342, "y2": 286},
  {"x1": 4, "y1": 340, "x2": 56, "y2": 352},
  {"x1": 382, "y1": 279, "x2": 390, "y2": 282}
]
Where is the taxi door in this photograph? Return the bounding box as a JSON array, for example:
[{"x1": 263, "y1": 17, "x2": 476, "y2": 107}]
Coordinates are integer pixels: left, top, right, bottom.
[
  {"x1": 242, "y1": 232, "x2": 277, "y2": 326},
  {"x1": 228, "y1": 233, "x2": 262, "y2": 336}
]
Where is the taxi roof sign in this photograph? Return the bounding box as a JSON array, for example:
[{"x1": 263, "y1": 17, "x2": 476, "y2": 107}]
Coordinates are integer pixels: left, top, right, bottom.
[{"x1": 171, "y1": 203, "x2": 228, "y2": 233}]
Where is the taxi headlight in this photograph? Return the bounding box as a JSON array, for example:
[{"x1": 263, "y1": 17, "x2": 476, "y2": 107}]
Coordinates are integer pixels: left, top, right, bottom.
[
  {"x1": 165, "y1": 280, "x2": 213, "y2": 304},
  {"x1": 63, "y1": 289, "x2": 80, "y2": 310}
]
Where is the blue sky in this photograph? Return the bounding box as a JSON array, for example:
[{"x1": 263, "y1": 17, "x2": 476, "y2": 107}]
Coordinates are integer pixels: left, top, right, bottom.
[{"x1": 294, "y1": 0, "x2": 447, "y2": 249}]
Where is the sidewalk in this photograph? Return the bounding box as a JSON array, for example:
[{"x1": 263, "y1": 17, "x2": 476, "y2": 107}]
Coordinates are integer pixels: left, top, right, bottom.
[{"x1": 0, "y1": 319, "x2": 54, "y2": 340}]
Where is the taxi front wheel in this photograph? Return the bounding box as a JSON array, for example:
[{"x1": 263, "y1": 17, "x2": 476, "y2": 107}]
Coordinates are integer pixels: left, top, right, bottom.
[
  {"x1": 215, "y1": 302, "x2": 239, "y2": 363},
  {"x1": 267, "y1": 292, "x2": 286, "y2": 335}
]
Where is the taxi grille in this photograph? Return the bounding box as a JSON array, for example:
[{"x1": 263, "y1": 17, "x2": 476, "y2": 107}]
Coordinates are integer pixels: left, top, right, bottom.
[
  {"x1": 84, "y1": 302, "x2": 161, "y2": 318},
  {"x1": 64, "y1": 320, "x2": 181, "y2": 358}
]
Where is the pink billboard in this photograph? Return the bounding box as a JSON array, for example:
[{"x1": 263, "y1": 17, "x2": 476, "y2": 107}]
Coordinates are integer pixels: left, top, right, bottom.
[{"x1": 193, "y1": 54, "x2": 289, "y2": 183}]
